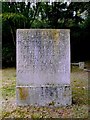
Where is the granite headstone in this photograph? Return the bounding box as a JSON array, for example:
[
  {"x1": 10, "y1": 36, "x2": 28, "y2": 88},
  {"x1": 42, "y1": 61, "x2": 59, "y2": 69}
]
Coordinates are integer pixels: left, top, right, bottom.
[{"x1": 16, "y1": 29, "x2": 72, "y2": 106}]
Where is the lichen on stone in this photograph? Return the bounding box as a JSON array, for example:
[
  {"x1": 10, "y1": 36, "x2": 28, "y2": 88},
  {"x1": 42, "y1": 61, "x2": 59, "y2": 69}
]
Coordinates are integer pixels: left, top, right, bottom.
[{"x1": 19, "y1": 87, "x2": 29, "y2": 100}]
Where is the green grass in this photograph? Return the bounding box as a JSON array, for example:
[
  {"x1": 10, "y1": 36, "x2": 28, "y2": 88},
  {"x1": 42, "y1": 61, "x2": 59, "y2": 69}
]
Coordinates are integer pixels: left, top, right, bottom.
[
  {"x1": 2, "y1": 68, "x2": 16, "y2": 99},
  {"x1": 1, "y1": 66, "x2": 89, "y2": 118},
  {"x1": 71, "y1": 66, "x2": 88, "y2": 105}
]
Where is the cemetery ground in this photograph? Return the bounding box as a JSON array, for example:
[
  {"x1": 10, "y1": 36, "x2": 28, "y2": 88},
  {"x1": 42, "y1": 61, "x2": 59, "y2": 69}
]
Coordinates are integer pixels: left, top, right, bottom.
[{"x1": 1, "y1": 66, "x2": 88, "y2": 118}]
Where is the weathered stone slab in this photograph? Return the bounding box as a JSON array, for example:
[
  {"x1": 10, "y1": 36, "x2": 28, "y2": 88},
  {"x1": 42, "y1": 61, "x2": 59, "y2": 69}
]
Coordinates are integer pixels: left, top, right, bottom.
[
  {"x1": 16, "y1": 85, "x2": 72, "y2": 106},
  {"x1": 16, "y1": 29, "x2": 71, "y2": 106},
  {"x1": 79, "y1": 62, "x2": 84, "y2": 69}
]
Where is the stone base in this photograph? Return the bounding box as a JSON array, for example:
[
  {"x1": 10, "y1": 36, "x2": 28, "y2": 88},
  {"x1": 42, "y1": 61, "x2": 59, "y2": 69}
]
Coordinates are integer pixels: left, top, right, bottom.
[{"x1": 16, "y1": 85, "x2": 72, "y2": 106}]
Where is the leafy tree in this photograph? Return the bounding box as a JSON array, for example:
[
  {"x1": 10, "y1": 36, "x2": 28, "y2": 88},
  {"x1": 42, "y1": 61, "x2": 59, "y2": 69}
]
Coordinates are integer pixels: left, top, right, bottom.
[
  {"x1": 2, "y1": 13, "x2": 27, "y2": 45},
  {"x1": 2, "y1": 12, "x2": 27, "y2": 66},
  {"x1": 2, "y1": 2, "x2": 90, "y2": 67}
]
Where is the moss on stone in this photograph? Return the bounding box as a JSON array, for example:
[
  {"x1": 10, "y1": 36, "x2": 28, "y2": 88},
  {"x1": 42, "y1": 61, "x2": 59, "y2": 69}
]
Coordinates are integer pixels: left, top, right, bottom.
[{"x1": 19, "y1": 87, "x2": 29, "y2": 100}]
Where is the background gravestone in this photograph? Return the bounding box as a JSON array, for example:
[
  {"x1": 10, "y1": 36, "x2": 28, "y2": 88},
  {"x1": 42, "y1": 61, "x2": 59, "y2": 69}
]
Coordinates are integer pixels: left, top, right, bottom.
[
  {"x1": 16, "y1": 29, "x2": 72, "y2": 106},
  {"x1": 79, "y1": 62, "x2": 84, "y2": 69}
]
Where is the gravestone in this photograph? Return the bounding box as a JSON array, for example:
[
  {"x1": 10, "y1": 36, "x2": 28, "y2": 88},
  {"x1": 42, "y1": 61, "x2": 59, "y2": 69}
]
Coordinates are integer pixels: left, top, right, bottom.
[
  {"x1": 16, "y1": 29, "x2": 72, "y2": 106},
  {"x1": 79, "y1": 62, "x2": 84, "y2": 69}
]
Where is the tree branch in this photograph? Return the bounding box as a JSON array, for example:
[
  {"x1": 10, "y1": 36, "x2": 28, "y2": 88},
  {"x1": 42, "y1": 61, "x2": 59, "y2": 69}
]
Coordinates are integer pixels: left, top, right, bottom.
[{"x1": 29, "y1": 3, "x2": 41, "y2": 27}]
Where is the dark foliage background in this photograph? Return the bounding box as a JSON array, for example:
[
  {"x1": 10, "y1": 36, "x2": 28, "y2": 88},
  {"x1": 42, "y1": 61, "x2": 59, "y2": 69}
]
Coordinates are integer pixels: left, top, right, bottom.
[{"x1": 2, "y1": 2, "x2": 90, "y2": 67}]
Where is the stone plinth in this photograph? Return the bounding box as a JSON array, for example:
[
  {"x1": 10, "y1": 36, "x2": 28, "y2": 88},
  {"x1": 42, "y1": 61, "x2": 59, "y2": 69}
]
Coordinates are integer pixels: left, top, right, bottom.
[{"x1": 16, "y1": 29, "x2": 71, "y2": 106}]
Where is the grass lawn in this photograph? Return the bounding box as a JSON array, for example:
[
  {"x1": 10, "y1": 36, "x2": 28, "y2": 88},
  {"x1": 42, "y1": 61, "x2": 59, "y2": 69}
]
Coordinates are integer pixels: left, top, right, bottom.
[{"x1": 1, "y1": 66, "x2": 88, "y2": 118}]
